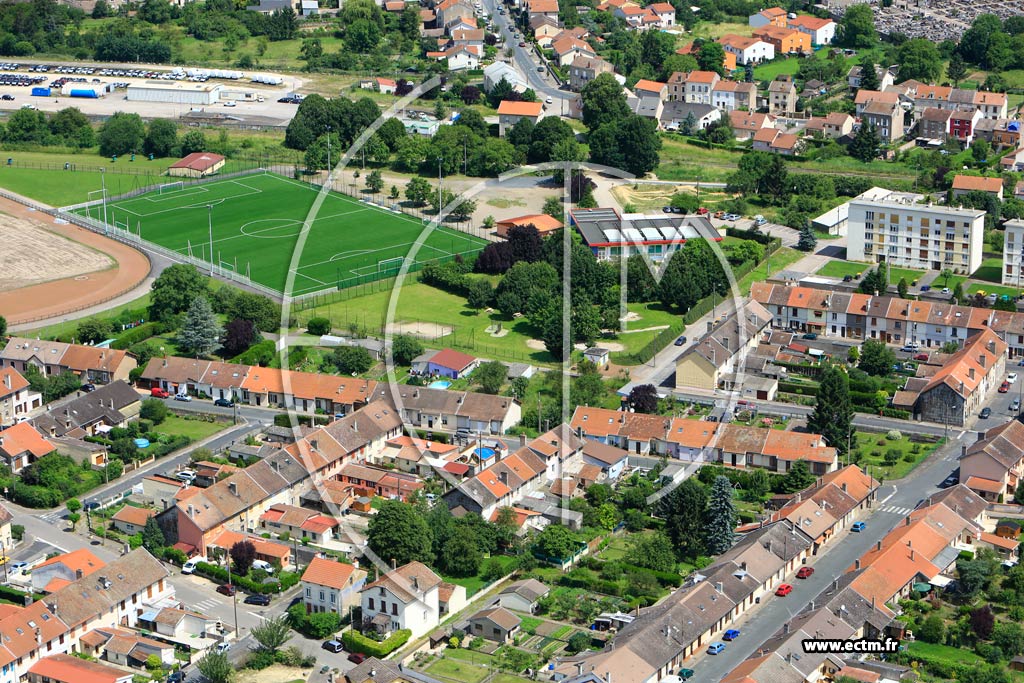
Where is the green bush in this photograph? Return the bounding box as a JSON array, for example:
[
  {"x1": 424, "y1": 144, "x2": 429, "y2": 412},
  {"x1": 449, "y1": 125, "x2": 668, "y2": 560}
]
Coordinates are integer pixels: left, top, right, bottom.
[
  {"x1": 307, "y1": 317, "x2": 332, "y2": 336},
  {"x1": 341, "y1": 628, "x2": 411, "y2": 657},
  {"x1": 288, "y1": 602, "x2": 342, "y2": 639},
  {"x1": 111, "y1": 322, "x2": 162, "y2": 350},
  {"x1": 246, "y1": 650, "x2": 275, "y2": 670}
]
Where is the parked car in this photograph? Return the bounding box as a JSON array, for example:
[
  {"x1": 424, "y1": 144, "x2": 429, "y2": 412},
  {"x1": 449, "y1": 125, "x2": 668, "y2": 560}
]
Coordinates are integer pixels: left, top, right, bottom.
[
  {"x1": 181, "y1": 559, "x2": 199, "y2": 574},
  {"x1": 775, "y1": 583, "x2": 793, "y2": 596},
  {"x1": 213, "y1": 398, "x2": 234, "y2": 407},
  {"x1": 677, "y1": 669, "x2": 694, "y2": 680},
  {"x1": 245, "y1": 594, "x2": 271, "y2": 606},
  {"x1": 796, "y1": 566, "x2": 814, "y2": 579},
  {"x1": 1009, "y1": 373, "x2": 1019, "y2": 384},
  {"x1": 176, "y1": 469, "x2": 196, "y2": 483},
  {"x1": 920, "y1": 285, "x2": 930, "y2": 291},
  {"x1": 216, "y1": 584, "x2": 236, "y2": 597},
  {"x1": 980, "y1": 407, "x2": 992, "y2": 419},
  {"x1": 81, "y1": 383, "x2": 96, "y2": 392},
  {"x1": 802, "y1": 333, "x2": 817, "y2": 340},
  {"x1": 1013, "y1": 399, "x2": 1021, "y2": 412},
  {"x1": 914, "y1": 353, "x2": 929, "y2": 361},
  {"x1": 707, "y1": 643, "x2": 726, "y2": 655},
  {"x1": 10, "y1": 561, "x2": 27, "y2": 573},
  {"x1": 0, "y1": 94, "x2": 13, "y2": 100},
  {"x1": 323, "y1": 640, "x2": 344, "y2": 653},
  {"x1": 842, "y1": 275, "x2": 853, "y2": 282},
  {"x1": 674, "y1": 336, "x2": 687, "y2": 346},
  {"x1": 150, "y1": 387, "x2": 170, "y2": 398},
  {"x1": 851, "y1": 521, "x2": 866, "y2": 532},
  {"x1": 754, "y1": 215, "x2": 766, "y2": 226},
  {"x1": 722, "y1": 629, "x2": 740, "y2": 641},
  {"x1": 348, "y1": 653, "x2": 367, "y2": 664},
  {"x1": 174, "y1": 393, "x2": 192, "y2": 402},
  {"x1": 215, "y1": 642, "x2": 231, "y2": 653},
  {"x1": 1000, "y1": 381, "x2": 1010, "y2": 393},
  {"x1": 252, "y1": 560, "x2": 275, "y2": 574},
  {"x1": 941, "y1": 474, "x2": 959, "y2": 487}
]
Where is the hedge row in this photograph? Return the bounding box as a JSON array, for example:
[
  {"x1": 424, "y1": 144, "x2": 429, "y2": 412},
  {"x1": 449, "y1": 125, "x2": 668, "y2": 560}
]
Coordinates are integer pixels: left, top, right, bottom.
[
  {"x1": 0, "y1": 584, "x2": 43, "y2": 605},
  {"x1": 880, "y1": 407, "x2": 911, "y2": 419},
  {"x1": 725, "y1": 226, "x2": 781, "y2": 250},
  {"x1": 193, "y1": 562, "x2": 300, "y2": 594},
  {"x1": 111, "y1": 322, "x2": 163, "y2": 350},
  {"x1": 778, "y1": 381, "x2": 818, "y2": 396},
  {"x1": 341, "y1": 628, "x2": 411, "y2": 657},
  {"x1": 612, "y1": 320, "x2": 684, "y2": 365}
]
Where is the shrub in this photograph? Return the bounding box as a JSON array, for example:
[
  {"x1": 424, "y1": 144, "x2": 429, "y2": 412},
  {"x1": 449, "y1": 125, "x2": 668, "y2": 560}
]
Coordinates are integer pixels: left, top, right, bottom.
[
  {"x1": 341, "y1": 629, "x2": 411, "y2": 657},
  {"x1": 140, "y1": 398, "x2": 169, "y2": 425},
  {"x1": 246, "y1": 650, "x2": 275, "y2": 670},
  {"x1": 307, "y1": 317, "x2": 332, "y2": 336},
  {"x1": 903, "y1": 453, "x2": 916, "y2": 462},
  {"x1": 886, "y1": 429, "x2": 902, "y2": 441},
  {"x1": 111, "y1": 322, "x2": 161, "y2": 350}
]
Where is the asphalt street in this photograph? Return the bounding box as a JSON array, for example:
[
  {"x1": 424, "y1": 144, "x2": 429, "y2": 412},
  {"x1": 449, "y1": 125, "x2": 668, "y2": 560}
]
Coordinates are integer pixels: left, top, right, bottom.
[{"x1": 688, "y1": 433, "x2": 969, "y2": 680}]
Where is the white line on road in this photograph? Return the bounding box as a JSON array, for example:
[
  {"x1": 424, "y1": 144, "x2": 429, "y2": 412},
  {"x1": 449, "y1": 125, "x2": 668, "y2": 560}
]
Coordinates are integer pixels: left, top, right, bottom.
[{"x1": 878, "y1": 486, "x2": 898, "y2": 506}]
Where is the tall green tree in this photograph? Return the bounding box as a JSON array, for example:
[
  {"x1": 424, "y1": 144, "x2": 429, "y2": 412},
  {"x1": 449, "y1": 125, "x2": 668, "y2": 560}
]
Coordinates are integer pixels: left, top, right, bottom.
[
  {"x1": 857, "y1": 54, "x2": 879, "y2": 91},
  {"x1": 848, "y1": 122, "x2": 882, "y2": 162},
  {"x1": 149, "y1": 264, "x2": 208, "y2": 321},
  {"x1": 629, "y1": 532, "x2": 676, "y2": 572},
  {"x1": 797, "y1": 222, "x2": 818, "y2": 252},
  {"x1": 98, "y1": 112, "x2": 145, "y2": 157},
  {"x1": 782, "y1": 460, "x2": 816, "y2": 493},
  {"x1": 144, "y1": 118, "x2": 178, "y2": 157},
  {"x1": 858, "y1": 339, "x2": 896, "y2": 376},
  {"x1": 439, "y1": 526, "x2": 482, "y2": 577},
  {"x1": 658, "y1": 478, "x2": 708, "y2": 559},
  {"x1": 474, "y1": 360, "x2": 506, "y2": 394},
  {"x1": 141, "y1": 515, "x2": 166, "y2": 553},
  {"x1": 704, "y1": 475, "x2": 736, "y2": 555},
  {"x1": 196, "y1": 652, "x2": 233, "y2": 683},
  {"x1": 896, "y1": 39, "x2": 941, "y2": 83},
  {"x1": 946, "y1": 53, "x2": 967, "y2": 86},
  {"x1": 838, "y1": 4, "x2": 878, "y2": 48},
  {"x1": 178, "y1": 297, "x2": 222, "y2": 357},
  {"x1": 807, "y1": 365, "x2": 854, "y2": 456},
  {"x1": 580, "y1": 73, "x2": 630, "y2": 132},
  {"x1": 697, "y1": 41, "x2": 727, "y2": 76},
  {"x1": 251, "y1": 615, "x2": 293, "y2": 653},
  {"x1": 367, "y1": 500, "x2": 433, "y2": 565}
]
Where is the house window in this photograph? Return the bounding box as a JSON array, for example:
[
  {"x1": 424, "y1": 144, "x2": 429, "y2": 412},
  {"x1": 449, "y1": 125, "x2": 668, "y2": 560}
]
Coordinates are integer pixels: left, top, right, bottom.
[
  {"x1": 306, "y1": 588, "x2": 311, "y2": 598},
  {"x1": 392, "y1": 603, "x2": 398, "y2": 616},
  {"x1": 330, "y1": 593, "x2": 336, "y2": 603},
  {"x1": 319, "y1": 591, "x2": 325, "y2": 601},
  {"x1": 368, "y1": 598, "x2": 374, "y2": 610}
]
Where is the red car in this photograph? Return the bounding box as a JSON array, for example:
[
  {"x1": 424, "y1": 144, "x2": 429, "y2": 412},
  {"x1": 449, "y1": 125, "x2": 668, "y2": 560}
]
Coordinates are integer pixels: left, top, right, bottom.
[
  {"x1": 1000, "y1": 382, "x2": 1011, "y2": 393},
  {"x1": 796, "y1": 567, "x2": 814, "y2": 579},
  {"x1": 216, "y1": 584, "x2": 236, "y2": 597},
  {"x1": 775, "y1": 583, "x2": 793, "y2": 596},
  {"x1": 914, "y1": 353, "x2": 929, "y2": 361},
  {"x1": 348, "y1": 653, "x2": 367, "y2": 664},
  {"x1": 150, "y1": 387, "x2": 170, "y2": 398}
]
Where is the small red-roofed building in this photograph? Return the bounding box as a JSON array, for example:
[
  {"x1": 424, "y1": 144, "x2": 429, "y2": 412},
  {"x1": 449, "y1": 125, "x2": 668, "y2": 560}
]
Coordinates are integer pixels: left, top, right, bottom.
[
  {"x1": 31, "y1": 549, "x2": 105, "y2": 594},
  {"x1": 28, "y1": 654, "x2": 134, "y2": 683},
  {"x1": 111, "y1": 506, "x2": 156, "y2": 536},
  {"x1": 167, "y1": 152, "x2": 225, "y2": 178},
  {"x1": 497, "y1": 100, "x2": 544, "y2": 137},
  {"x1": 0, "y1": 421, "x2": 54, "y2": 473},
  {"x1": 951, "y1": 174, "x2": 1004, "y2": 200}
]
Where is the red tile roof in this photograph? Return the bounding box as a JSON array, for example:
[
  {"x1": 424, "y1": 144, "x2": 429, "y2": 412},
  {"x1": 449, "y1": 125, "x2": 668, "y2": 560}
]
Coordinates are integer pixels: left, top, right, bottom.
[
  {"x1": 29, "y1": 654, "x2": 132, "y2": 683},
  {"x1": 301, "y1": 556, "x2": 360, "y2": 590},
  {"x1": 0, "y1": 421, "x2": 54, "y2": 458},
  {"x1": 169, "y1": 152, "x2": 224, "y2": 172},
  {"x1": 429, "y1": 348, "x2": 478, "y2": 372}
]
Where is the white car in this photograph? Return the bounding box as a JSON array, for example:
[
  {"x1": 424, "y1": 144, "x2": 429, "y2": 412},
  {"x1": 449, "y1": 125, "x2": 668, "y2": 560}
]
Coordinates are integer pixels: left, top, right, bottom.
[
  {"x1": 215, "y1": 642, "x2": 231, "y2": 654},
  {"x1": 545, "y1": 96, "x2": 552, "y2": 104},
  {"x1": 176, "y1": 469, "x2": 197, "y2": 483},
  {"x1": 174, "y1": 393, "x2": 192, "y2": 402},
  {"x1": 1009, "y1": 373, "x2": 1019, "y2": 384}
]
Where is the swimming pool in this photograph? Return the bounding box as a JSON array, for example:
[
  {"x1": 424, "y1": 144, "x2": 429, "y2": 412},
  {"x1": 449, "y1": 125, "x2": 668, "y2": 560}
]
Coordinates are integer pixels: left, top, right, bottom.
[
  {"x1": 474, "y1": 447, "x2": 497, "y2": 460},
  {"x1": 428, "y1": 380, "x2": 452, "y2": 389}
]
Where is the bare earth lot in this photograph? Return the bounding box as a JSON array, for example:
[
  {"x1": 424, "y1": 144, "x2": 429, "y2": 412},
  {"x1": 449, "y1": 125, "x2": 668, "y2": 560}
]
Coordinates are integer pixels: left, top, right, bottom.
[{"x1": 0, "y1": 215, "x2": 114, "y2": 291}]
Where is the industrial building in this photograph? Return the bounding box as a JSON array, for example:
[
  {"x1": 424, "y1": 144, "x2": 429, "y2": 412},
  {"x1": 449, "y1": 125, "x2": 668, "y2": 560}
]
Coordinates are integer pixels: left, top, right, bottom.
[
  {"x1": 568, "y1": 207, "x2": 721, "y2": 261},
  {"x1": 126, "y1": 81, "x2": 223, "y2": 106}
]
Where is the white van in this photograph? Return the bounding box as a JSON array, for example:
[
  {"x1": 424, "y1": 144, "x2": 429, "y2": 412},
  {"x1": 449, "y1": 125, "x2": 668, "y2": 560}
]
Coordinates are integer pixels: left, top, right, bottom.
[
  {"x1": 252, "y1": 559, "x2": 275, "y2": 574},
  {"x1": 182, "y1": 559, "x2": 200, "y2": 574}
]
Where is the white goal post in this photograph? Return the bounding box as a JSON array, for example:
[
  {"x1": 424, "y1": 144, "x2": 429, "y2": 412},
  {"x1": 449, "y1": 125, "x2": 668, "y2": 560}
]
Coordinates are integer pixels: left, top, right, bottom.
[
  {"x1": 158, "y1": 181, "x2": 184, "y2": 194},
  {"x1": 378, "y1": 257, "x2": 404, "y2": 273}
]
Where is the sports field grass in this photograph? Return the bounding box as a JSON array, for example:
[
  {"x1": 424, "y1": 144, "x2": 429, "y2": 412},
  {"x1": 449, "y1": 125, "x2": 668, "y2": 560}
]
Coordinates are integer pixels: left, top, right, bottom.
[{"x1": 75, "y1": 172, "x2": 487, "y2": 297}]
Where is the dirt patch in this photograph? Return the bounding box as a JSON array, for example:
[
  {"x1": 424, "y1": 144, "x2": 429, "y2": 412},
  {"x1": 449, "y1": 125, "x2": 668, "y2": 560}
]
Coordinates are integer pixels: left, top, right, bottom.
[
  {"x1": 485, "y1": 197, "x2": 526, "y2": 209},
  {"x1": 526, "y1": 338, "x2": 547, "y2": 351},
  {"x1": 236, "y1": 664, "x2": 309, "y2": 683},
  {"x1": 0, "y1": 216, "x2": 114, "y2": 291},
  {"x1": 611, "y1": 183, "x2": 731, "y2": 212},
  {"x1": 385, "y1": 321, "x2": 453, "y2": 338},
  {"x1": 0, "y1": 197, "x2": 151, "y2": 326}
]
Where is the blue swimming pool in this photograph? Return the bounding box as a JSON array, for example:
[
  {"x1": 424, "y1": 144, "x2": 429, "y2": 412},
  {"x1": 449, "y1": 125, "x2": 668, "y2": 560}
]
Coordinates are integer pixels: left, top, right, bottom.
[
  {"x1": 428, "y1": 380, "x2": 452, "y2": 389},
  {"x1": 134, "y1": 438, "x2": 150, "y2": 449},
  {"x1": 474, "y1": 447, "x2": 497, "y2": 460}
]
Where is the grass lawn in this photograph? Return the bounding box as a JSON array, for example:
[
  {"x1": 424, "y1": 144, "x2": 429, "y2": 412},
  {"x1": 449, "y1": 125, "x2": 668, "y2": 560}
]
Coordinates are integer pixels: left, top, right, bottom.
[
  {"x1": 490, "y1": 675, "x2": 535, "y2": 683},
  {"x1": 22, "y1": 292, "x2": 151, "y2": 339},
  {"x1": 156, "y1": 415, "x2": 231, "y2": 441},
  {"x1": 967, "y1": 281, "x2": 1020, "y2": 298},
  {"x1": 816, "y1": 260, "x2": 869, "y2": 279},
  {"x1": 851, "y1": 431, "x2": 943, "y2": 481},
  {"x1": 905, "y1": 641, "x2": 985, "y2": 667},
  {"x1": 443, "y1": 649, "x2": 496, "y2": 665},
  {"x1": 737, "y1": 247, "x2": 802, "y2": 295},
  {"x1": 972, "y1": 257, "x2": 1003, "y2": 284},
  {"x1": 442, "y1": 554, "x2": 517, "y2": 596},
  {"x1": 78, "y1": 173, "x2": 487, "y2": 297},
  {"x1": 688, "y1": 20, "x2": 751, "y2": 40},
  {"x1": 520, "y1": 616, "x2": 543, "y2": 634},
  {"x1": 424, "y1": 659, "x2": 489, "y2": 683},
  {"x1": 753, "y1": 56, "x2": 804, "y2": 81}
]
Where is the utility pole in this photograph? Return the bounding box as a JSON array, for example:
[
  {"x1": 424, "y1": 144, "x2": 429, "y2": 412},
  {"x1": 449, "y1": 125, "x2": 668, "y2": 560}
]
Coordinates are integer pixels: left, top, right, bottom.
[
  {"x1": 207, "y1": 205, "x2": 214, "y2": 275},
  {"x1": 101, "y1": 168, "x2": 108, "y2": 230},
  {"x1": 224, "y1": 556, "x2": 239, "y2": 637}
]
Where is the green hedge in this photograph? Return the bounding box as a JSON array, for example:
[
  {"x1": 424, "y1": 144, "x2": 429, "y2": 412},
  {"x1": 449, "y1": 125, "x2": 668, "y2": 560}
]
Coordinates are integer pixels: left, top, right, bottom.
[
  {"x1": 880, "y1": 407, "x2": 911, "y2": 419},
  {"x1": 778, "y1": 381, "x2": 818, "y2": 396},
  {"x1": 111, "y1": 322, "x2": 162, "y2": 350},
  {"x1": 612, "y1": 320, "x2": 684, "y2": 365},
  {"x1": 0, "y1": 584, "x2": 43, "y2": 604},
  {"x1": 341, "y1": 628, "x2": 411, "y2": 657}
]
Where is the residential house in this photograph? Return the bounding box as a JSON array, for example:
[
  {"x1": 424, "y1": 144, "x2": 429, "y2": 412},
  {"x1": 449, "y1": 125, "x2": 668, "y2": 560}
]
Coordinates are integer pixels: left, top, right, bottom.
[
  {"x1": 31, "y1": 548, "x2": 105, "y2": 594},
  {"x1": 0, "y1": 503, "x2": 12, "y2": 550},
  {"x1": 677, "y1": 71, "x2": 719, "y2": 105},
  {"x1": 483, "y1": 61, "x2": 525, "y2": 92},
  {"x1": 0, "y1": 338, "x2": 136, "y2": 383},
  {"x1": 495, "y1": 213, "x2": 564, "y2": 239},
  {"x1": 0, "y1": 367, "x2": 41, "y2": 425},
  {"x1": 854, "y1": 89, "x2": 899, "y2": 116},
  {"x1": 0, "y1": 421, "x2": 54, "y2": 473},
  {"x1": 710, "y1": 81, "x2": 757, "y2": 112},
  {"x1": 495, "y1": 578, "x2": 550, "y2": 613},
  {"x1": 719, "y1": 34, "x2": 774, "y2": 65},
  {"x1": 861, "y1": 99, "x2": 903, "y2": 143},
  {"x1": 426, "y1": 45, "x2": 480, "y2": 70},
  {"x1": 497, "y1": 100, "x2": 544, "y2": 136},
  {"x1": 208, "y1": 529, "x2": 291, "y2": 568},
  {"x1": 301, "y1": 557, "x2": 367, "y2": 614},
  {"x1": 425, "y1": 348, "x2": 479, "y2": 379},
  {"x1": 259, "y1": 504, "x2": 339, "y2": 544},
  {"x1": 674, "y1": 302, "x2": 772, "y2": 391},
  {"x1": 569, "y1": 56, "x2": 614, "y2": 92},
  {"x1": 951, "y1": 174, "x2": 1004, "y2": 200},
  {"x1": 551, "y1": 35, "x2": 595, "y2": 67},
  {"x1": 360, "y1": 561, "x2": 442, "y2": 638},
  {"x1": 729, "y1": 110, "x2": 774, "y2": 140},
  {"x1": 753, "y1": 26, "x2": 809, "y2": 56},
  {"x1": 918, "y1": 107, "x2": 952, "y2": 141},
  {"x1": 580, "y1": 440, "x2": 628, "y2": 480},
  {"x1": 847, "y1": 65, "x2": 894, "y2": 90},
  {"x1": 142, "y1": 474, "x2": 186, "y2": 510},
  {"x1": 82, "y1": 627, "x2": 174, "y2": 668},
  {"x1": 974, "y1": 91, "x2": 1008, "y2": 120},
  {"x1": 959, "y1": 419, "x2": 1024, "y2": 501},
  {"x1": 950, "y1": 108, "x2": 982, "y2": 143},
  {"x1": 805, "y1": 112, "x2": 854, "y2": 139},
  {"x1": 1002, "y1": 148, "x2": 1024, "y2": 173},
  {"x1": 377, "y1": 385, "x2": 521, "y2": 434},
  {"x1": 766, "y1": 75, "x2": 797, "y2": 114},
  {"x1": 913, "y1": 328, "x2": 1007, "y2": 426},
  {"x1": 751, "y1": 127, "x2": 802, "y2": 155},
  {"x1": 27, "y1": 655, "x2": 133, "y2": 683},
  {"x1": 660, "y1": 102, "x2": 720, "y2": 132},
  {"x1": 111, "y1": 506, "x2": 156, "y2": 536},
  {"x1": 467, "y1": 607, "x2": 521, "y2": 643},
  {"x1": 238, "y1": 366, "x2": 375, "y2": 414},
  {"x1": 377, "y1": 435, "x2": 457, "y2": 477},
  {"x1": 337, "y1": 463, "x2": 424, "y2": 501},
  {"x1": 143, "y1": 607, "x2": 217, "y2": 642},
  {"x1": 647, "y1": 3, "x2": 675, "y2": 27},
  {"x1": 531, "y1": 15, "x2": 562, "y2": 47},
  {"x1": 787, "y1": 15, "x2": 836, "y2": 44},
  {"x1": 527, "y1": 0, "x2": 559, "y2": 20},
  {"x1": 748, "y1": 6, "x2": 787, "y2": 28},
  {"x1": 30, "y1": 381, "x2": 141, "y2": 439}
]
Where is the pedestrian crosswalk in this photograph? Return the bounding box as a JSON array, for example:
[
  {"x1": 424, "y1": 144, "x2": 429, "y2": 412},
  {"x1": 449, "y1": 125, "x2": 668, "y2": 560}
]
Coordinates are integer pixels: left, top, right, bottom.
[
  {"x1": 193, "y1": 598, "x2": 223, "y2": 613},
  {"x1": 38, "y1": 510, "x2": 64, "y2": 523},
  {"x1": 879, "y1": 504, "x2": 913, "y2": 516}
]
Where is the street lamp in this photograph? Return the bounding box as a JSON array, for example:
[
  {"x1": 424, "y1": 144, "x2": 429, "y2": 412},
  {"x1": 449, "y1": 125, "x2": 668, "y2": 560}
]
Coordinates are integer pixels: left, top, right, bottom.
[{"x1": 223, "y1": 554, "x2": 240, "y2": 637}]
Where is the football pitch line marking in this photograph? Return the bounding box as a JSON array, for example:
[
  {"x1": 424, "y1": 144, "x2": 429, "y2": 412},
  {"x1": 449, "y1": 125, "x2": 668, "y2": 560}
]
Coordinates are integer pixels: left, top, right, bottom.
[
  {"x1": 113, "y1": 180, "x2": 263, "y2": 218},
  {"x1": 219, "y1": 208, "x2": 375, "y2": 245},
  {"x1": 141, "y1": 184, "x2": 210, "y2": 204}
]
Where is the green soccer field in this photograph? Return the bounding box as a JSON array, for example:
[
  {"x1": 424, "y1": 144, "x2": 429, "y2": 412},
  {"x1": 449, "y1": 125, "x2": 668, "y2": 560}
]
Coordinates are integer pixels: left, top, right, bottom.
[{"x1": 75, "y1": 172, "x2": 487, "y2": 297}]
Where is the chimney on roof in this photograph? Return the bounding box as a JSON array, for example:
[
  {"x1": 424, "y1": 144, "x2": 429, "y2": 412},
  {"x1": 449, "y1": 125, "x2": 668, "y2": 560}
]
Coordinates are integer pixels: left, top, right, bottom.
[
  {"x1": 413, "y1": 389, "x2": 419, "y2": 399},
  {"x1": 620, "y1": 413, "x2": 626, "y2": 424},
  {"x1": 520, "y1": 433, "x2": 527, "y2": 448},
  {"x1": 855, "y1": 559, "x2": 861, "y2": 570},
  {"x1": 876, "y1": 541, "x2": 881, "y2": 551},
  {"x1": 841, "y1": 482, "x2": 847, "y2": 492},
  {"x1": 76, "y1": 568, "x2": 83, "y2": 580},
  {"x1": 740, "y1": 561, "x2": 747, "y2": 571},
  {"x1": 910, "y1": 548, "x2": 915, "y2": 561},
  {"x1": 229, "y1": 482, "x2": 238, "y2": 496},
  {"x1": 412, "y1": 575, "x2": 419, "y2": 591},
  {"x1": 871, "y1": 596, "x2": 875, "y2": 608}
]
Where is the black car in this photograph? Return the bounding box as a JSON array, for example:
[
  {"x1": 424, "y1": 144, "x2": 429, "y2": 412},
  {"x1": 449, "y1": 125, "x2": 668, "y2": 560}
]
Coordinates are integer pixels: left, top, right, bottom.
[
  {"x1": 662, "y1": 206, "x2": 673, "y2": 213},
  {"x1": 244, "y1": 594, "x2": 271, "y2": 606},
  {"x1": 323, "y1": 640, "x2": 344, "y2": 653},
  {"x1": 980, "y1": 407, "x2": 992, "y2": 419},
  {"x1": 842, "y1": 274, "x2": 853, "y2": 282},
  {"x1": 81, "y1": 383, "x2": 96, "y2": 392},
  {"x1": 214, "y1": 398, "x2": 234, "y2": 407},
  {"x1": 674, "y1": 336, "x2": 687, "y2": 346},
  {"x1": 0, "y1": 94, "x2": 13, "y2": 100}
]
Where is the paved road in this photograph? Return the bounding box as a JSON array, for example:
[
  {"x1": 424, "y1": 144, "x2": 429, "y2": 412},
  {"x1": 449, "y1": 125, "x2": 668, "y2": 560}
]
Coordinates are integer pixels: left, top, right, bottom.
[{"x1": 688, "y1": 433, "x2": 967, "y2": 680}]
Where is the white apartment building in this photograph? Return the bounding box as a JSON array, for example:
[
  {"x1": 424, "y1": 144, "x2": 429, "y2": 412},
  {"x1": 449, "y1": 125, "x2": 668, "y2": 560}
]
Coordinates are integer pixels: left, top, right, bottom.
[
  {"x1": 359, "y1": 562, "x2": 441, "y2": 639},
  {"x1": 847, "y1": 190, "x2": 986, "y2": 275},
  {"x1": 1003, "y1": 220, "x2": 1024, "y2": 286}
]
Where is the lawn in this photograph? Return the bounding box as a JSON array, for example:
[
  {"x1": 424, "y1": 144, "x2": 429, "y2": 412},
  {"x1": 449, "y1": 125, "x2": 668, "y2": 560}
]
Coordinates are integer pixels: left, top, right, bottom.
[
  {"x1": 972, "y1": 257, "x2": 1003, "y2": 284},
  {"x1": 490, "y1": 675, "x2": 535, "y2": 683},
  {"x1": 737, "y1": 247, "x2": 802, "y2": 295},
  {"x1": 851, "y1": 431, "x2": 943, "y2": 481},
  {"x1": 424, "y1": 659, "x2": 489, "y2": 683},
  {"x1": 442, "y1": 554, "x2": 517, "y2": 596},
  {"x1": 73, "y1": 172, "x2": 487, "y2": 297},
  {"x1": 156, "y1": 415, "x2": 231, "y2": 441},
  {"x1": 905, "y1": 641, "x2": 985, "y2": 667},
  {"x1": 816, "y1": 261, "x2": 869, "y2": 279},
  {"x1": 21, "y1": 292, "x2": 151, "y2": 339},
  {"x1": 688, "y1": 20, "x2": 751, "y2": 40}
]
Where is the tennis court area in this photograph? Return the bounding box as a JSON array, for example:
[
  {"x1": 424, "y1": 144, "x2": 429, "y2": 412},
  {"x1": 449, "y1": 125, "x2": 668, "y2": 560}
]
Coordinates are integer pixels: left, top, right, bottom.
[{"x1": 75, "y1": 172, "x2": 486, "y2": 296}]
